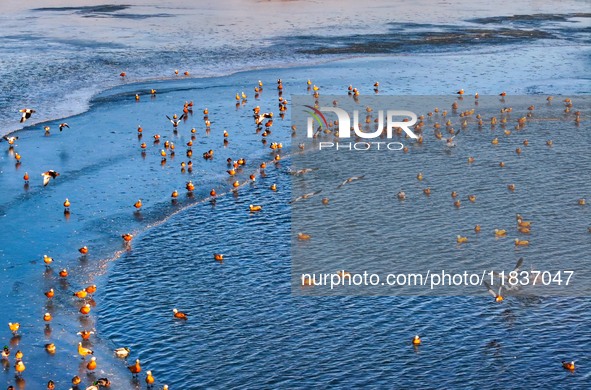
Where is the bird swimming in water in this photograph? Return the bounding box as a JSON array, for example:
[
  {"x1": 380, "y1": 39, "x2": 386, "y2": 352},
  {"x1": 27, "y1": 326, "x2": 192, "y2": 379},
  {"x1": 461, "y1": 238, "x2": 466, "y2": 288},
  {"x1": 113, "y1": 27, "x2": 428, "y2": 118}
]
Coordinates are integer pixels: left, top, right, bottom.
[
  {"x1": 173, "y1": 308, "x2": 188, "y2": 320},
  {"x1": 562, "y1": 361, "x2": 575, "y2": 371}
]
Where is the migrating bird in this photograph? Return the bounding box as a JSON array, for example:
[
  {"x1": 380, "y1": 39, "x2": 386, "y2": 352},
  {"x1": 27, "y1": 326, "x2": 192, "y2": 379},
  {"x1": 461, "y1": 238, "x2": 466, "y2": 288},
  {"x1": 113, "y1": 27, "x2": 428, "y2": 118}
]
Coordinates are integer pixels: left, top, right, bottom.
[
  {"x1": 59, "y1": 123, "x2": 69, "y2": 131},
  {"x1": 41, "y1": 170, "x2": 60, "y2": 186},
  {"x1": 483, "y1": 281, "x2": 504, "y2": 303},
  {"x1": 337, "y1": 175, "x2": 365, "y2": 189},
  {"x1": 287, "y1": 167, "x2": 319, "y2": 176},
  {"x1": 2, "y1": 135, "x2": 18, "y2": 145},
  {"x1": 19, "y1": 108, "x2": 35, "y2": 123},
  {"x1": 289, "y1": 190, "x2": 322, "y2": 204},
  {"x1": 445, "y1": 129, "x2": 460, "y2": 147},
  {"x1": 166, "y1": 114, "x2": 185, "y2": 127},
  {"x1": 494, "y1": 258, "x2": 524, "y2": 291}
]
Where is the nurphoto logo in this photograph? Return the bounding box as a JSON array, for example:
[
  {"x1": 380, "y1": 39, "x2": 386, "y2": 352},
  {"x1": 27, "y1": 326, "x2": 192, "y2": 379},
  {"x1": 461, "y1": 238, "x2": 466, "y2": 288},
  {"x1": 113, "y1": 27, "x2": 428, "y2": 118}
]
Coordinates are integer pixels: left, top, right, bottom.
[{"x1": 303, "y1": 104, "x2": 419, "y2": 151}]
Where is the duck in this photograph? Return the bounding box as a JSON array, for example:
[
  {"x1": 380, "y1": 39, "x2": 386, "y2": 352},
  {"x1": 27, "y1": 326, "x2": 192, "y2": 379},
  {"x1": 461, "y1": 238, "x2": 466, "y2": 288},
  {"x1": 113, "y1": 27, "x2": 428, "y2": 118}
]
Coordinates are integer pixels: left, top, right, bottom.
[
  {"x1": 507, "y1": 184, "x2": 516, "y2": 191},
  {"x1": 8, "y1": 322, "x2": 20, "y2": 334},
  {"x1": 23, "y1": 172, "x2": 29, "y2": 182},
  {"x1": 41, "y1": 170, "x2": 60, "y2": 186},
  {"x1": 468, "y1": 195, "x2": 476, "y2": 203},
  {"x1": 77, "y1": 330, "x2": 94, "y2": 340},
  {"x1": 454, "y1": 200, "x2": 461, "y2": 208},
  {"x1": 397, "y1": 191, "x2": 406, "y2": 200},
  {"x1": 484, "y1": 281, "x2": 503, "y2": 302},
  {"x1": 474, "y1": 225, "x2": 481, "y2": 233},
  {"x1": 186, "y1": 181, "x2": 195, "y2": 192},
  {"x1": 94, "y1": 377, "x2": 112, "y2": 387},
  {"x1": 78, "y1": 342, "x2": 94, "y2": 357},
  {"x1": 297, "y1": 233, "x2": 311, "y2": 240},
  {"x1": 491, "y1": 138, "x2": 499, "y2": 145},
  {"x1": 14, "y1": 360, "x2": 25, "y2": 375},
  {"x1": 134, "y1": 199, "x2": 142, "y2": 210},
  {"x1": 270, "y1": 183, "x2": 277, "y2": 191},
  {"x1": 562, "y1": 361, "x2": 575, "y2": 371},
  {"x1": 517, "y1": 218, "x2": 531, "y2": 228},
  {"x1": 64, "y1": 198, "x2": 71, "y2": 210},
  {"x1": 494, "y1": 229, "x2": 507, "y2": 237},
  {"x1": 45, "y1": 343, "x2": 56, "y2": 354},
  {"x1": 213, "y1": 253, "x2": 224, "y2": 261},
  {"x1": 171, "y1": 190, "x2": 179, "y2": 198},
  {"x1": 467, "y1": 156, "x2": 475, "y2": 164},
  {"x1": 85, "y1": 285, "x2": 97, "y2": 294},
  {"x1": 451, "y1": 191, "x2": 458, "y2": 198},
  {"x1": 2, "y1": 135, "x2": 18, "y2": 144},
  {"x1": 173, "y1": 308, "x2": 188, "y2": 319},
  {"x1": 249, "y1": 205, "x2": 262, "y2": 212},
  {"x1": 79, "y1": 246, "x2": 89, "y2": 255},
  {"x1": 423, "y1": 188, "x2": 431, "y2": 196},
  {"x1": 44, "y1": 288, "x2": 54, "y2": 298},
  {"x1": 578, "y1": 198, "x2": 586, "y2": 206},
  {"x1": 15, "y1": 350, "x2": 23, "y2": 360},
  {"x1": 59, "y1": 269, "x2": 68, "y2": 277},
  {"x1": 80, "y1": 304, "x2": 91, "y2": 315},
  {"x1": 416, "y1": 172, "x2": 423, "y2": 181},
  {"x1": 514, "y1": 239, "x2": 529, "y2": 246},
  {"x1": 115, "y1": 347, "x2": 130, "y2": 358},
  {"x1": 2, "y1": 346, "x2": 10, "y2": 359},
  {"x1": 87, "y1": 356, "x2": 97, "y2": 371},
  {"x1": 322, "y1": 197, "x2": 329, "y2": 205},
  {"x1": 146, "y1": 370, "x2": 155, "y2": 386},
  {"x1": 71, "y1": 376, "x2": 81, "y2": 386},
  {"x1": 43, "y1": 254, "x2": 53, "y2": 266},
  {"x1": 73, "y1": 289, "x2": 88, "y2": 299},
  {"x1": 412, "y1": 335, "x2": 421, "y2": 345},
  {"x1": 19, "y1": 108, "x2": 36, "y2": 123},
  {"x1": 122, "y1": 233, "x2": 134, "y2": 242},
  {"x1": 128, "y1": 359, "x2": 141, "y2": 376},
  {"x1": 456, "y1": 235, "x2": 468, "y2": 244},
  {"x1": 232, "y1": 180, "x2": 240, "y2": 188},
  {"x1": 44, "y1": 312, "x2": 52, "y2": 321}
]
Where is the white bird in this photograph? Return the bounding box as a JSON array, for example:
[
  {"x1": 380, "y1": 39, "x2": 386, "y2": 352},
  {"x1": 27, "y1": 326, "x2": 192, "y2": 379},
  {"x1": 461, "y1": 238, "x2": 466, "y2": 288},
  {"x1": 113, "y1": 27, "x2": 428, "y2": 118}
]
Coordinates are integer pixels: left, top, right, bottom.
[{"x1": 337, "y1": 175, "x2": 365, "y2": 189}]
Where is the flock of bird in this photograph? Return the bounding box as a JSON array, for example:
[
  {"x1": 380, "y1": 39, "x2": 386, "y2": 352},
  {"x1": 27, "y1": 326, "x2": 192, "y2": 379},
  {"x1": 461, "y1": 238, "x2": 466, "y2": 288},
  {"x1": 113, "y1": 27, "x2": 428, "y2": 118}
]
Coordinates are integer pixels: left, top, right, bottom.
[{"x1": 1, "y1": 71, "x2": 586, "y2": 389}]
